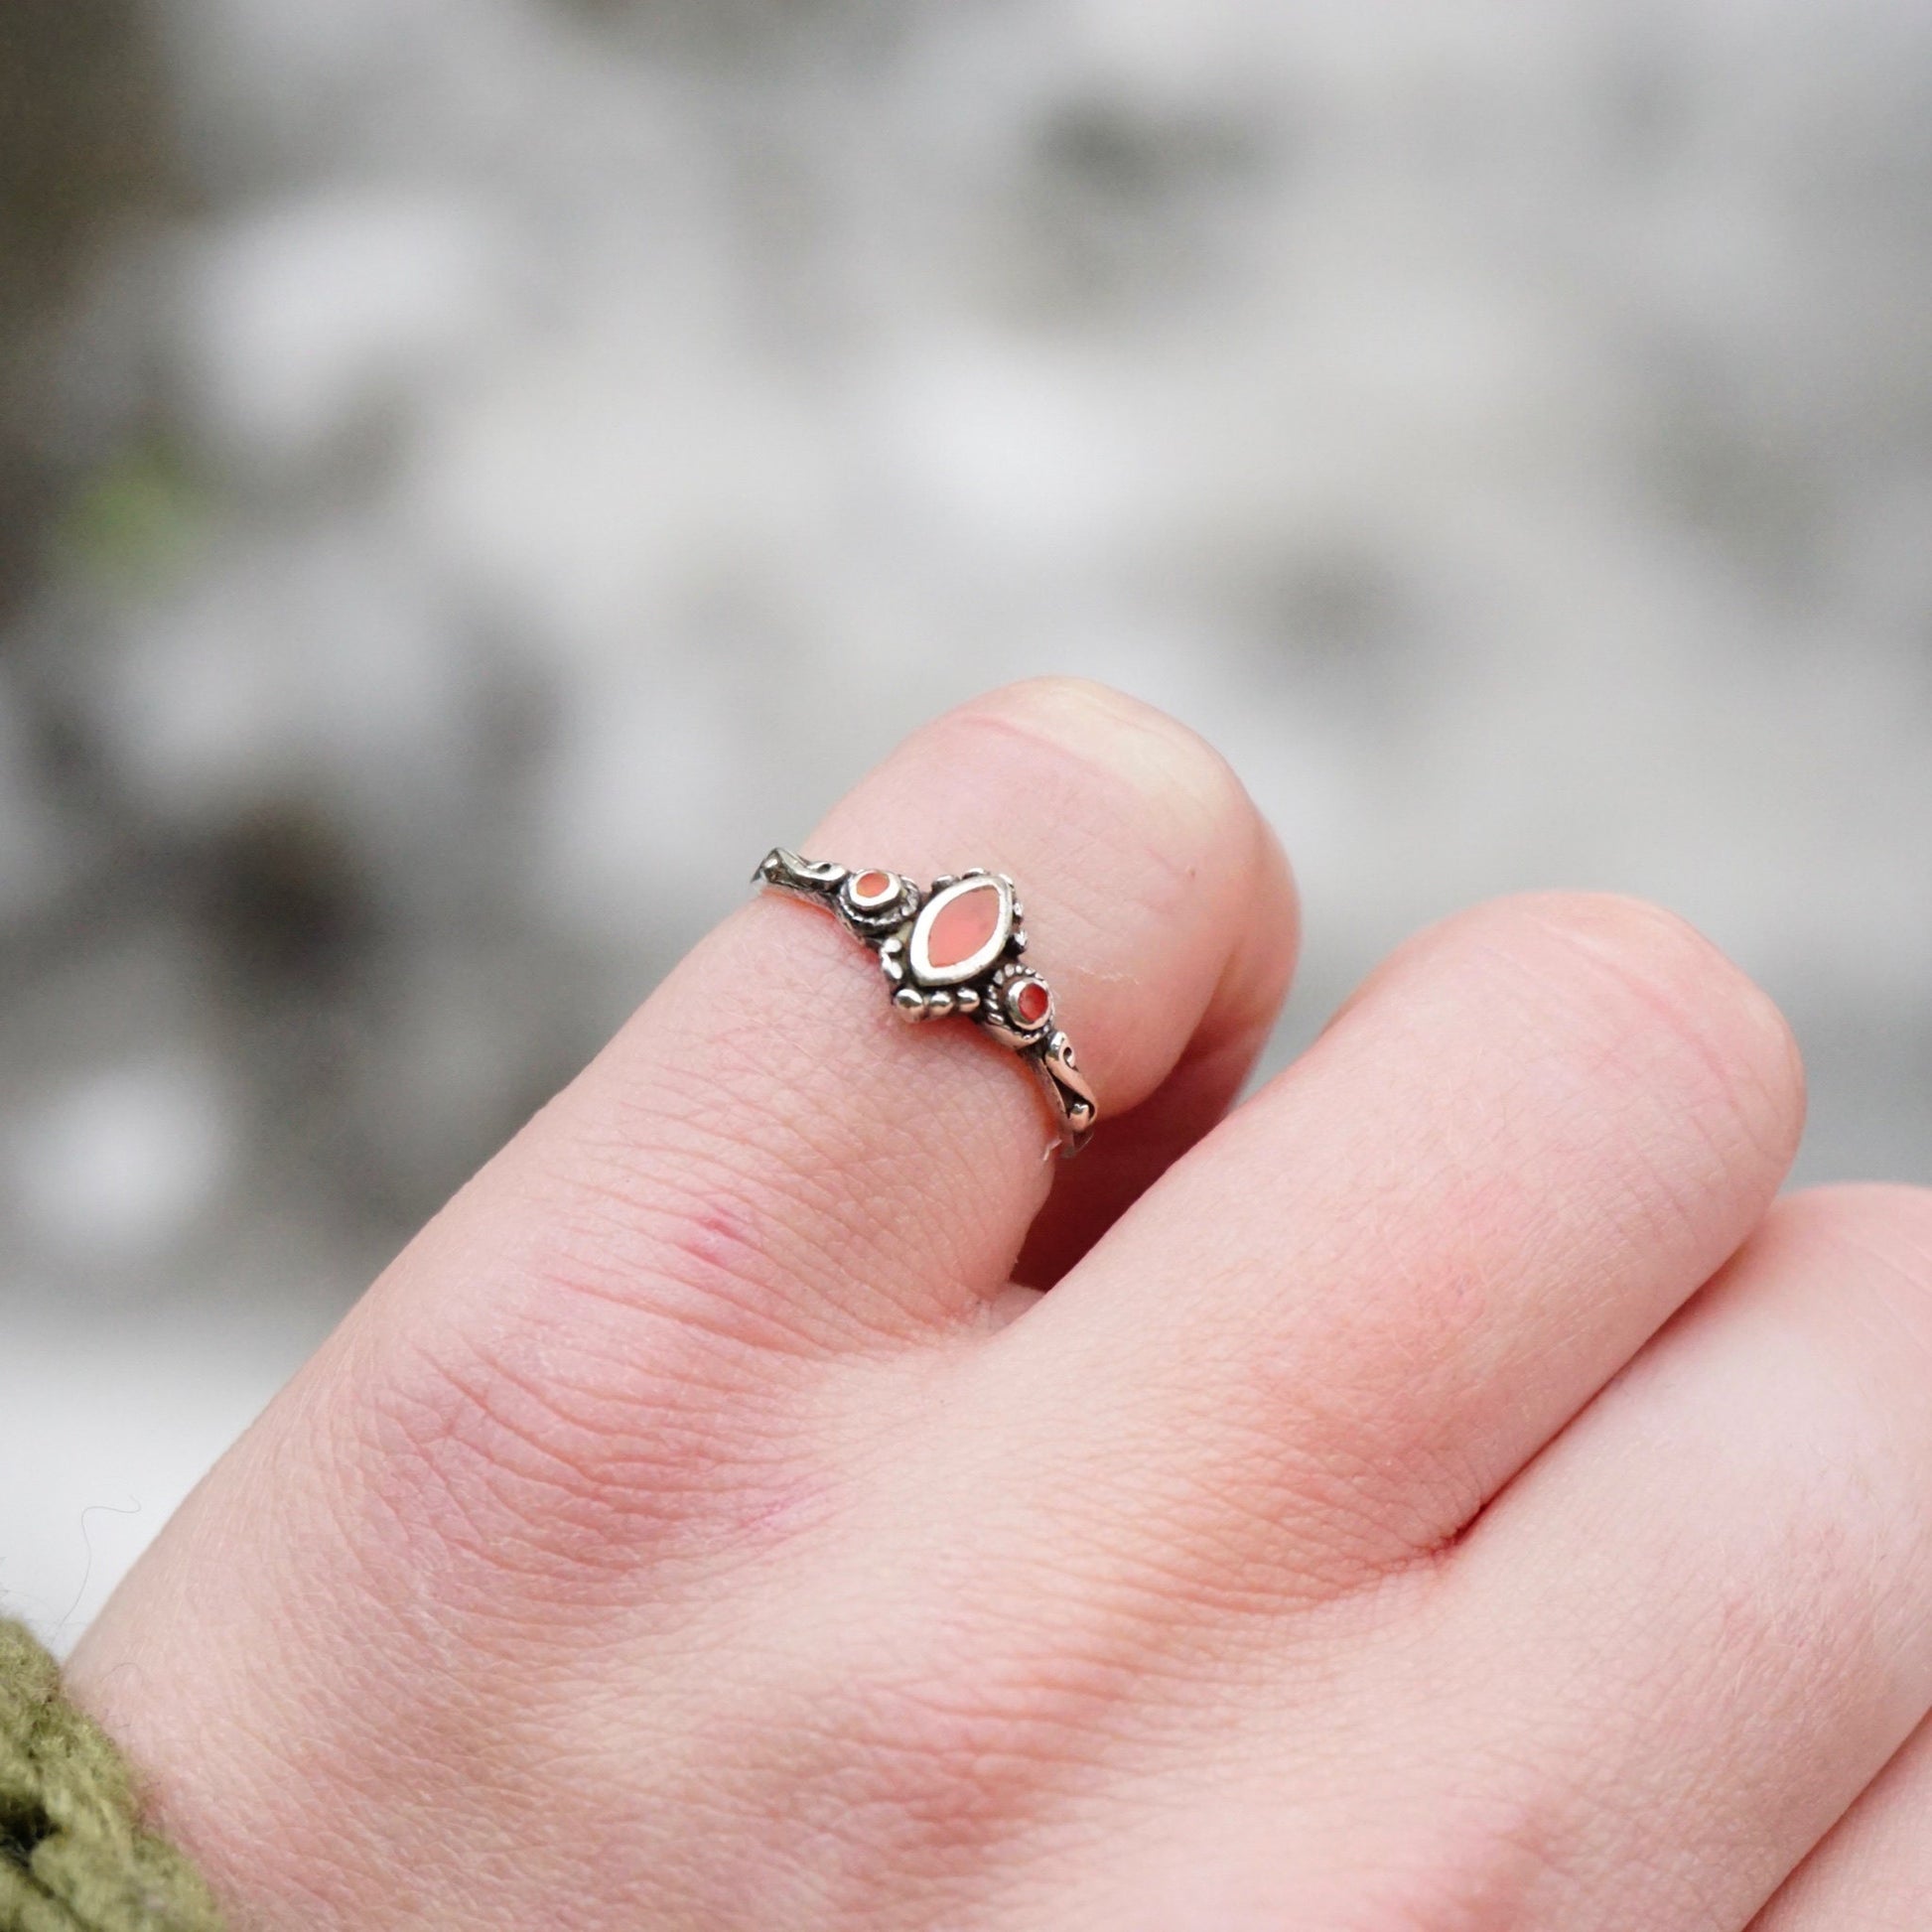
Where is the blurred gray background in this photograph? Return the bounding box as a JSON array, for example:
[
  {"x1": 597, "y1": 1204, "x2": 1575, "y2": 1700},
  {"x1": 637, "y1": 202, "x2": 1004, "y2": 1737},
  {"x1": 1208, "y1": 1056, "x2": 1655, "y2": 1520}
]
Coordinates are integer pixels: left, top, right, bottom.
[{"x1": 2, "y1": 0, "x2": 1929, "y2": 1650}]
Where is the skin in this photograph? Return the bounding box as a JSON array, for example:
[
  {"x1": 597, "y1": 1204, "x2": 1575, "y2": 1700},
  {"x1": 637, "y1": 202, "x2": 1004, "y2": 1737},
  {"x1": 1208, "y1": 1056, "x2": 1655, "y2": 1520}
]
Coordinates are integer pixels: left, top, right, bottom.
[{"x1": 67, "y1": 678, "x2": 1932, "y2": 1929}]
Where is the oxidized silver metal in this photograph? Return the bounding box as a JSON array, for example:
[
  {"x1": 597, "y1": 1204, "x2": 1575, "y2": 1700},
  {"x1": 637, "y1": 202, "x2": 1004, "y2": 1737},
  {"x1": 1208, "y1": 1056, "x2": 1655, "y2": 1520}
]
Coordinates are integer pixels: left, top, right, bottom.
[{"x1": 753, "y1": 847, "x2": 1099, "y2": 1157}]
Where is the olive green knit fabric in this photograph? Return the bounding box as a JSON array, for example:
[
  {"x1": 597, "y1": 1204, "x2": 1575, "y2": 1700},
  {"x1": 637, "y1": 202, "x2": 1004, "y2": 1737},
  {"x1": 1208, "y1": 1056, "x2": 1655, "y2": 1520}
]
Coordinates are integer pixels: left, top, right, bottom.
[{"x1": 0, "y1": 1622, "x2": 221, "y2": 1932}]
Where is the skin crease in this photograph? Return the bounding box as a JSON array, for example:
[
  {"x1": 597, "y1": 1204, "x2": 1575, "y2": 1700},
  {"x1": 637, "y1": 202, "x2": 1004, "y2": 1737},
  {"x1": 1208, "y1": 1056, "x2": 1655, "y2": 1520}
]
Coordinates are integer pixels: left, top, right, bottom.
[{"x1": 62, "y1": 679, "x2": 1932, "y2": 1931}]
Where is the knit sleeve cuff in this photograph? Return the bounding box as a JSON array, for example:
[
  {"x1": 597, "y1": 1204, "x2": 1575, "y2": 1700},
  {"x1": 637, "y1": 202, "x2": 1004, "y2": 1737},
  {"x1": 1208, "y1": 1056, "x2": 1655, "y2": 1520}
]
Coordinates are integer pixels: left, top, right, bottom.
[{"x1": 0, "y1": 1620, "x2": 223, "y2": 1932}]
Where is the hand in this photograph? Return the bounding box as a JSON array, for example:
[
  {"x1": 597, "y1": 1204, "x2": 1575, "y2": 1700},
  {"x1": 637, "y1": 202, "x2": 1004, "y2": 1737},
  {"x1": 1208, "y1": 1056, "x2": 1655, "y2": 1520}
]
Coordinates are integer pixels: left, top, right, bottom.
[{"x1": 70, "y1": 680, "x2": 1932, "y2": 1929}]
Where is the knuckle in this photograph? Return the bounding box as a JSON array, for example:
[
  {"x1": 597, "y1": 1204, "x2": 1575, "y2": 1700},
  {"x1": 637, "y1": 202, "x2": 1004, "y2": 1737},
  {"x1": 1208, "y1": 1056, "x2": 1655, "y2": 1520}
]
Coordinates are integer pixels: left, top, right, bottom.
[
  {"x1": 741, "y1": 1556, "x2": 1163, "y2": 1892},
  {"x1": 1129, "y1": 1786, "x2": 1571, "y2": 1932},
  {"x1": 339, "y1": 1274, "x2": 824, "y2": 1616},
  {"x1": 799, "y1": 1654, "x2": 1110, "y2": 1889}
]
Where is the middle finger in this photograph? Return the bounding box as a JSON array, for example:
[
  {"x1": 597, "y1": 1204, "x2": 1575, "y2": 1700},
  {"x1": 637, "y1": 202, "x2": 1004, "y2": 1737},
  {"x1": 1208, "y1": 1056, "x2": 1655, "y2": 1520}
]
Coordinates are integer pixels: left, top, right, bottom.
[{"x1": 980, "y1": 892, "x2": 1804, "y2": 1601}]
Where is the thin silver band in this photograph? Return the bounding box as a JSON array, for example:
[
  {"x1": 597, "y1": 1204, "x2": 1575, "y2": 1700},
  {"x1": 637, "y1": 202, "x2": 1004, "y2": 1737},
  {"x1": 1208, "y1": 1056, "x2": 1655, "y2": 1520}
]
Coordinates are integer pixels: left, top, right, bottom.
[{"x1": 753, "y1": 848, "x2": 1099, "y2": 1157}]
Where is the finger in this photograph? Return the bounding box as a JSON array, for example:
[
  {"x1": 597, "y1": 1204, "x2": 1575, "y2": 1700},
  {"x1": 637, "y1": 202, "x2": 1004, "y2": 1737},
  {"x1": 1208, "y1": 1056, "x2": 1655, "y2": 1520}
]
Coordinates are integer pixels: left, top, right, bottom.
[
  {"x1": 373, "y1": 677, "x2": 1297, "y2": 1374},
  {"x1": 1367, "y1": 1184, "x2": 1932, "y2": 1932},
  {"x1": 1016, "y1": 815, "x2": 1296, "y2": 1287},
  {"x1": 1753, "y1": 1716, "x2": 1932, "y2": 1929},
  {"x1": 577, "y1": 675, "x2": 1293, "y2": 1341},
  {"x1": 980, "y1": 893, "x2": 1802, "y2": 1596}
]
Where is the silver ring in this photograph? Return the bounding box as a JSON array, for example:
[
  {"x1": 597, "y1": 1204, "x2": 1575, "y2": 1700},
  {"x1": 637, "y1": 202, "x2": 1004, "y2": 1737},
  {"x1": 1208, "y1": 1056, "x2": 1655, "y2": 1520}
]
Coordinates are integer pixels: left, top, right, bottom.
[{"x1": 753, "y1": 848, "x2": 1099, "y2": 1157}]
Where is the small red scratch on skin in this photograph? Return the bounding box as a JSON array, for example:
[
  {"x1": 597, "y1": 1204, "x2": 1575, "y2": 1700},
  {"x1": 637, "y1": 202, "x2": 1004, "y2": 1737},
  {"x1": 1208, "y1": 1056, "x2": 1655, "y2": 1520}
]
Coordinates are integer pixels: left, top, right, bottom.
[
  {"x1": 659, "y1": 1198, "x2": 778, "y2": 1310},
  {"x1": 676, "y1": 1204, "x2": 760, "y2": 1272},
  {"x1": 724, "y1": 1472, "x2": 834, "y2": 1547},
  {"x1": 651, "y1": 1197, "x2": 822, "y2": 1355},
  {"x1": 647, "y1": 1181, "x2": 890, "y2": 1364}
]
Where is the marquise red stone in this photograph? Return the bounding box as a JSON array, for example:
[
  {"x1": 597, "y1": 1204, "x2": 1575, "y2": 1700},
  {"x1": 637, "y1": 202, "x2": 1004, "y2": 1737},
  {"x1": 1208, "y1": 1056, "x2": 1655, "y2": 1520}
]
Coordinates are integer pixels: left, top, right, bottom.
[
  {"x1": 926, "y1": 880, "x2": 1003, "y2": 970},
  {"x1": 1012, "y1": 978, "x2": 1050, "y2": 1027}
]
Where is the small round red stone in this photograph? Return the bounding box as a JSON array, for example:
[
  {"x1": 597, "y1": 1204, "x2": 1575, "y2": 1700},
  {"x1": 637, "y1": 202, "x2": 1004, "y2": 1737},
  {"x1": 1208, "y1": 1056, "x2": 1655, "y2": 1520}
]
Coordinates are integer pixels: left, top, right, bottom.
[
  {"x1": 1011, "y1": 978, "x2": 1050, "y2": 1027},
  {"x1": 851, "y1": 869, "x2": 894, "y2": 902}
]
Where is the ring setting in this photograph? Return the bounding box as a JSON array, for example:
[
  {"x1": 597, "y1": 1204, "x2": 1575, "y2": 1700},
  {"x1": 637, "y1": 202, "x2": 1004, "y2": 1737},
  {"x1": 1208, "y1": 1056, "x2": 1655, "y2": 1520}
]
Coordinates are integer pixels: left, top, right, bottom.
[{"x1": 754, "y1": 848, "x2": 1098, "y2": 1156}]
